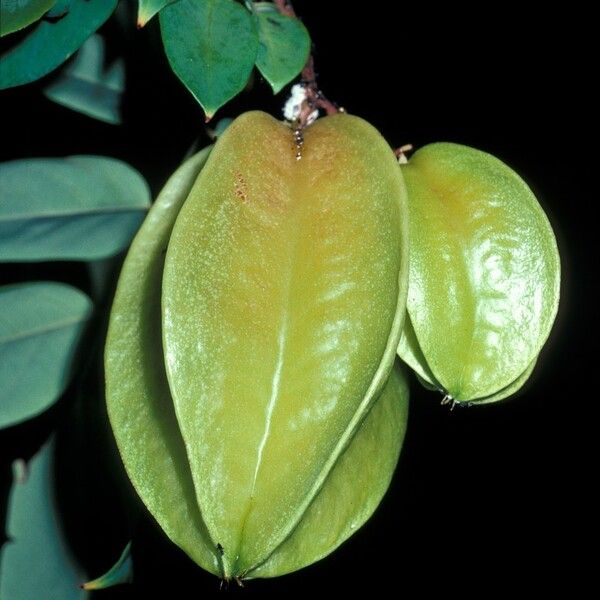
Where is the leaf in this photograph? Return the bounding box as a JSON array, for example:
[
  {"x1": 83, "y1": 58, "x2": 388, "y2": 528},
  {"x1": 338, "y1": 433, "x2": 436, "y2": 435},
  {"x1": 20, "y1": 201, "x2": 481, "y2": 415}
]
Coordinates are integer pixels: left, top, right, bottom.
[
  {"x1": 46, "y1": 0, "x2": 73, "y2": 18},
  {"x1": 0, "y1": 0, "x2": 118, "y2": 89},
  {"x1": 0, "y1": 282, "x2": 92, "y2": 429},
  {"x1": 137, "y1": 0, "x2": 174, "y2": 27},
  {"x1": 0, "y1": 155, "x2": 150, "y2": 261},
  {"x1": 0, "y1": 0, "x2": 56, "y2": 37},
  {"x1": 43, "y1": 33, "x2": 125, "y2": 125},
  {"x1": 160, "y1": 0, "x2": 258, "y2": 119},
  {"x1": 207, "y1": 117, "x2": 233, "y2": 140},
  {"x1": 82, "y1": 542, "x2": 133, "y2": 590},
  {"x1": 105, "y1": 147, "x2": 220, "y2": 575},
  {"x1": 0, "y1": 437, "x2": 87, "y2": 599},
  {"x1": 161, "y1": 112, "x2": 408, "y2": 576},
  {"x1": 253, "y1": 2, "x2": 310, "y2": 93}
]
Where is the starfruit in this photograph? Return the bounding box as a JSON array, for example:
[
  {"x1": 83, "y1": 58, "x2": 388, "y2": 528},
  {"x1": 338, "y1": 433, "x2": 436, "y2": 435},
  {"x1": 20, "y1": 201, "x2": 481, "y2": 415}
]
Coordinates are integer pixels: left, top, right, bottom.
[
  {"x1": 105, "y1": 111, "x2": 409, "y2": 579},
  {"x1": 398, "y1": 142, "x2": 560, "y2": 404}
]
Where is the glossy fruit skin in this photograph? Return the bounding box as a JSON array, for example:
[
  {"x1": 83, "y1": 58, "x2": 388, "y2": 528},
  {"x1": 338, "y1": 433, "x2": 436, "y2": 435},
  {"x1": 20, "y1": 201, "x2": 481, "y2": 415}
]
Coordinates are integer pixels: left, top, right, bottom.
[
  {"x1": 250, "y1": 361, "x2": 409, "y2": 578},
  {"x1": 105, "y1": 148, "x2": 219, "y2": 573},
  {"x1": 398, "y1": 142, "x2": 560, "y2": 404},
  {"x1": 106, "y1": 111, "x2": 409, "y2": 579}
]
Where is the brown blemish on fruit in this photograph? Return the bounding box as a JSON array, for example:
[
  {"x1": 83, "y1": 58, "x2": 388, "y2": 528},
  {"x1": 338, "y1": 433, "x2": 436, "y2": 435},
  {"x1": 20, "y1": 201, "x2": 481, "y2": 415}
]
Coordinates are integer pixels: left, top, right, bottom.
[{"x1": 234, "y1": 172, "x2": 248, "y2": 202}]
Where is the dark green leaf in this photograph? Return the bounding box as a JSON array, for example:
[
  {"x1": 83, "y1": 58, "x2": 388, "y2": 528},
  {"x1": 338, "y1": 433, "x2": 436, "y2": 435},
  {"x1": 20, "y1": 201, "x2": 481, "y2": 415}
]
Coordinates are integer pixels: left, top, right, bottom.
[
  {"x1": 46, "y1": 0, "x2": 73, "y2": 18},
  {"x1": 253, "y1": 2, "x2": 310, "y2": 93},
  {"x1": 82, "y1": 542, "x2": 133, "y2": 590},
  {"x1": 137, "y1": 0, "x2": 174, "y2": 27},
  {"x1": 207, "y1": 117, "x2": 233, "y2": 140},
  {"x1": 160, "y1": 0, "x2": 258, "y2": 119},
  {"x1": 0, "y1": 155, "x2": 150, "y2": 261},
  {"x1": 46, "y1": 0, "x2": 73, "y2": 19},
  {"x1": 44, "y1": 34, "x2": 125, "y2": 125},
  {"x1": 0, "y1": 438, "x2": 87, "y2": 599},
  {"x1": 0, "y1": 0, "x2": 56, "y2": 37},
  {"x1": 0, "y1": 282, "x2": 93, "y2": 429},
  {"x1": 0, "y1": 0, "x2": 117, "y2": 89}
]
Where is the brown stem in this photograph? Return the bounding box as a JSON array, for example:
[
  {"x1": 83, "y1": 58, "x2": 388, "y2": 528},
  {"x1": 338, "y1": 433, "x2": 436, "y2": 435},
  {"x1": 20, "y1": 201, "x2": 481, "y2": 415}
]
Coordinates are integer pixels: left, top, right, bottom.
[
  {"x1": 395, "y1": 144, "x2": 414, "y2": 163},
  {"x1": 274, "y1": 0, "x2": 295, "y2": 17},
  {"x1": 274, "y1": 0, "x2": 340, "y2": 129}
]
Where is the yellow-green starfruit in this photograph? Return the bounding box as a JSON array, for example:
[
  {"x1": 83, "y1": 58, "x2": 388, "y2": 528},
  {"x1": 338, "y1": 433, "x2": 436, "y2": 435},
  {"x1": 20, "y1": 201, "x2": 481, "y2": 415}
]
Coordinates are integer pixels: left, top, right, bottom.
[
  {"x1": 105, "y1": 111, "x2": 410, "y2": 579},
  {"x1": 398, "y1": 142, "x2": 560, "y2": 404}
]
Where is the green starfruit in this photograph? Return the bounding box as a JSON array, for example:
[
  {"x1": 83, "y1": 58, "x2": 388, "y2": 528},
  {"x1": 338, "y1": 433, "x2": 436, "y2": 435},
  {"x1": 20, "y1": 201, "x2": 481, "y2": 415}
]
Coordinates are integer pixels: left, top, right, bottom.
[
  {"x1": 398, "y1": 142, "x2": 560, "y2": 404},
  {"x1": 106, "y1": 111, "x2": 409, "y2": 579}
]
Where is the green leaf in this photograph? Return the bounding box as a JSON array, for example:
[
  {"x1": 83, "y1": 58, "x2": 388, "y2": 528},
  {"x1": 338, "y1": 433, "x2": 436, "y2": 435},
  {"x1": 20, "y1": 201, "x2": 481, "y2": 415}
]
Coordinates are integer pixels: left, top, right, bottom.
[
  {"x1": 137, "y1": 0, "x2": 174, "y2": 27},
  {"x1": 207, "y1": 117, "x2": 233, "y2": 140},
  {"x1": 0, "y1": 0, "x2": 56, "y2": 37},
  {"x1": 0, "y1": 282, "x2": 92, "y2": 429},
  {"x1": 105, "y1": 147, "x2": 220, "y2": 575},
  {"x1": 0, "y1": 155, "x2": 150, "y2": 261},
  {"x1": 43, "y1": 34, "x2": 125, "y2": 125},
  {"x1": 253, "y1": 2, "x2": 310, "y2": 94},
  {"x1": 160, "y1": 0, "x2": 258, "y2": 119},
  {"x1": 0, "y1": 0, "x2": 117, "y2": 89},
  {"x1": 46, "y1": 0, "x2": 73, "y2": 18},
  {"x1": 0, "y1": 438, "x2": 88, "y2": 599},
  {"x1": 82, "y1": 542, "x2": 133, "y2": 590}
]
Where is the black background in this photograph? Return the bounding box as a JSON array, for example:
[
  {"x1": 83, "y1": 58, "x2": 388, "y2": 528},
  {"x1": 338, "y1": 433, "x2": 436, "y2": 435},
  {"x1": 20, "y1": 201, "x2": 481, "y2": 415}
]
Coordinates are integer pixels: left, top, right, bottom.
[{"x1": 0, "y1": 1, "x2": 594, "y2": 597}]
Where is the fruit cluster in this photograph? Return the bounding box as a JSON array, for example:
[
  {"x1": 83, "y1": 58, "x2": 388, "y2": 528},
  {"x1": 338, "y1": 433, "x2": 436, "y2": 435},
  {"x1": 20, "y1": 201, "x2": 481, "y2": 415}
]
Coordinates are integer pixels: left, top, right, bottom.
[{"x1": 105, "y1": 111, "x2": 559, "y2": 580}]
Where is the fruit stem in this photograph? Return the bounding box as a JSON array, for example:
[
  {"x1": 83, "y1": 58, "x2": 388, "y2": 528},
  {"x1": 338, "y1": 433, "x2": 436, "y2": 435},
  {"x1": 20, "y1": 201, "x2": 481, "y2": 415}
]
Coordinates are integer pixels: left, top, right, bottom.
[
  {"x1": 395, "y1": 144, "x2": 414, "y2": 164},
  {"x1": 274, "y1": 0, "x2": 340, "y2": 130}
]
